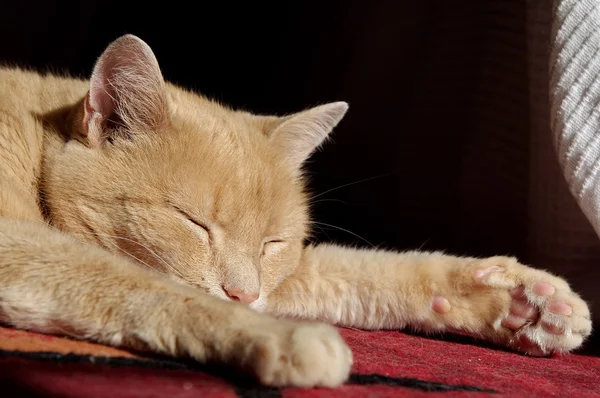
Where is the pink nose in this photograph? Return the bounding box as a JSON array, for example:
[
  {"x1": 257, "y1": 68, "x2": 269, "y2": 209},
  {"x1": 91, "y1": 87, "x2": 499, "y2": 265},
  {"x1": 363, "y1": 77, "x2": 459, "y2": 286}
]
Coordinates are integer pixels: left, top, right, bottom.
[{"x1": 223, "y1": 287, "x2": 259, "y2": 304}]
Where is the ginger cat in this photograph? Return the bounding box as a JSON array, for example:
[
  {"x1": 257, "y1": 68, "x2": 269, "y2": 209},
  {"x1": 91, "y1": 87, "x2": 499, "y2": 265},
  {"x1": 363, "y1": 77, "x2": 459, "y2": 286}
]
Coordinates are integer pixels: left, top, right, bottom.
[{"x1": 0, "y1": 35, "x2": 592, "y2": 387}]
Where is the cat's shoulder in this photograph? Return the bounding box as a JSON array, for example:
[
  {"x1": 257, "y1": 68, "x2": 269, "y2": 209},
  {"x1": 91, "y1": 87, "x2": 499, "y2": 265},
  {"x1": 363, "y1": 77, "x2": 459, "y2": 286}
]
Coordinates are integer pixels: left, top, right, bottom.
[
  {"x1": 1, "y1": 65, "x2": 84, "y2": 79},
  {"x1": 0, "y1": 66, "x2": 89, "y2": 111},
  {"x1": 0, "y1": 65, "x2": 88, "y2": 91}
]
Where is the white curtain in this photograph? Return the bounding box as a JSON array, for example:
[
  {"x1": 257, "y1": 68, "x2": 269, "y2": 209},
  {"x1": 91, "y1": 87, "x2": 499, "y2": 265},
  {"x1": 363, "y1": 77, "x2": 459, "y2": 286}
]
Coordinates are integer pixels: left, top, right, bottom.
[
  {"x1": 525, "y1": 0, "x2": 600, "y2": 326},
  {"x1": 551, "y1": 0, "x2": 600, "y2": 240}
]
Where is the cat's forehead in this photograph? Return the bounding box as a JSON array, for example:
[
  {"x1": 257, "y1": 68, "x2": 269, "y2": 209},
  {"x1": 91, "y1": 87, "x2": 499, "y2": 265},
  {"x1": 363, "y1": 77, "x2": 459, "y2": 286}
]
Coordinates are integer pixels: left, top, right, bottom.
[
  {"x1": 168, "y1": 87, "x2": 253, "y2": 130},
  {"x1": 161, "y1": 104, "x2": 301, "y2": 218},
  {"x1": 161, "y1": 129, "x2": 305, "y2": 233},
  {"x1": 159, "y1": 88, "x2": 310, "y2": 220},
  {"x1": 167, "y1": 95, "x2": 283, "y2": 170},
  {"x1": 171, "y1": 115, "x2": 278, "y2": 172}
]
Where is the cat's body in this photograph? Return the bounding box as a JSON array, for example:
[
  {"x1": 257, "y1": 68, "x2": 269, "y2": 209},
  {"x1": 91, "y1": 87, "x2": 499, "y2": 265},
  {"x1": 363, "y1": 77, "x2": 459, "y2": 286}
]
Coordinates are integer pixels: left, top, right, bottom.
[{"x1": 0, "y1": 35, "x2": 592, "y2": 387}]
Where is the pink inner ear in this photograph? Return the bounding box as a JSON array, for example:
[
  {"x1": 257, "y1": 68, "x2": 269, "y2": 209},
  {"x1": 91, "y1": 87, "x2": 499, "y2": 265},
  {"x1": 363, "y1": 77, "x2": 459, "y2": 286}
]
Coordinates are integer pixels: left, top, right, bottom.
[
  {"x1": 89, "y1": 83, "x2": 115, "y2": 119},
  {"x1": 87, "y1": 60, "x2": 117, "y2": 118},
  {"x1": 82, "y1": 35, "x2": 169, "y2": 139},
  {"x1": 84, "y1": 60, "x2": 117, "y2": 134}
]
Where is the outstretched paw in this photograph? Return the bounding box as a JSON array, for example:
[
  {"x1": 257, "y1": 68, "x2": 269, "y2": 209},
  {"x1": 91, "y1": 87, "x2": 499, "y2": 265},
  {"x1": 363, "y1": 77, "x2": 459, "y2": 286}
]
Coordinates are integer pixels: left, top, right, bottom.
[
  {"x1": 474, "y1": 259, "x2": 592, "y2": 356},
  {"x1": 246, "y1": 321, "x2": 353, "y2": 387}
]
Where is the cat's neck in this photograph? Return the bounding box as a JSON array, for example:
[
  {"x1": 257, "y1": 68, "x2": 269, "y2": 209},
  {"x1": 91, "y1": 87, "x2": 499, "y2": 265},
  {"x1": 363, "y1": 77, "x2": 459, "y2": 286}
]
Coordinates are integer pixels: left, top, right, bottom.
[{"x1": 38, "y1": 99, "x2": 85, "y2": 221}]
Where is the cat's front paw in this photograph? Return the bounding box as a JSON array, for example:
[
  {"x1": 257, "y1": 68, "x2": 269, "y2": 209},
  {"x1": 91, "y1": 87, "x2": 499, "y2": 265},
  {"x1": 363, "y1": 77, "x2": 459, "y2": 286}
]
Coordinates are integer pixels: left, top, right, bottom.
[
  {"x1": 246, "y1": 321, "x2": 353, "y2": 387},
  {"x1": 472, "y1": 257, "x2": 592, "y2": 355}
]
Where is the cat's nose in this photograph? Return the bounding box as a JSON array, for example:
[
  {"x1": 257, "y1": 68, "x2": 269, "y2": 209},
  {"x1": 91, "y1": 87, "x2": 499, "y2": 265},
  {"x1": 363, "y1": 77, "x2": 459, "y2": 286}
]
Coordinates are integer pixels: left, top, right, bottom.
[{"x1": 223, "y1": 287, "x2": 259, "y2": 304}]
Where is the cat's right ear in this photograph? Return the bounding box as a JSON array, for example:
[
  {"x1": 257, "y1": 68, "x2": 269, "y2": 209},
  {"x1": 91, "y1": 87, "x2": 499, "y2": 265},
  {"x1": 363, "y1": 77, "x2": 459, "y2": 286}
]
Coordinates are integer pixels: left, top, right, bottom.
[
  {"x1": 82, "y1": 34, "x2": 169, "y2": 147},
  {"x1": 256, "y1": 102, "x2": 348, "y2": 170}
]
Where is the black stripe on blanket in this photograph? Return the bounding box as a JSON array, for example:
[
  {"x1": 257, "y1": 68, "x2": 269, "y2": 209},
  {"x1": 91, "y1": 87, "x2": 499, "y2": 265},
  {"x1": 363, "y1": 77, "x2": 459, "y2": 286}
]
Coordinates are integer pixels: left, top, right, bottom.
[{"x1": 0, "y1": 350, "x2": 496, "y2": 396}]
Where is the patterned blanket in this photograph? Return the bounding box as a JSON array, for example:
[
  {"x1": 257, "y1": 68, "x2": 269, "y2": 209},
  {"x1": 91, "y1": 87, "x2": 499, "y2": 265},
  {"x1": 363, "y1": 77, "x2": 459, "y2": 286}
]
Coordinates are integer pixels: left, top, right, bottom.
[{"x1": 1, "y1": 326, "x2": 599, "y2": 397}]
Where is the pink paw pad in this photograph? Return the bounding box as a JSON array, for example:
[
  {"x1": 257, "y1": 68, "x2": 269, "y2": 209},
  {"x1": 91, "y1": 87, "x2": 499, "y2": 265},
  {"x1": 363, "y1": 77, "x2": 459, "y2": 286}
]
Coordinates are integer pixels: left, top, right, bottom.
[
  {"x1": 542, "y1": 322, "x2": 564, "y2": 335},
  {"x1": 502, "y1": 314, "x2": 528, "y2": 330},
  {"x1": 503, "y1": 281, "x2": 573, "y2": 337},
  {"x1": 509, "y1": 298, "x2": 537, "y2": 319},
  {"x1": 502, "y1": 298, "x2": 536, "y2": 331},
  {"x1": 548, "y1": 301, "x2": 572, "y2": 315},
  {"x1": 432, "y1": 296, "x2": 451, "y2": 314},
  {"x1": 532, "y1": 282, "x2": 555, "y2": 296}
]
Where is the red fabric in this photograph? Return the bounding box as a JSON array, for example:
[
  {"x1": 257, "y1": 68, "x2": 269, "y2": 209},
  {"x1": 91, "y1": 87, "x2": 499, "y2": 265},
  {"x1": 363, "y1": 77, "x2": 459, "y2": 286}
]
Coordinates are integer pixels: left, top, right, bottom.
[
  {"x1": 0, "y1": 327, "x2": 137, "y2": 358},
  {"x1": 1, "y1": 327, "x2": 599, "y2": 397},
  {"x1": 341, "y1": 329, "x2": 600, "y2": 396}
]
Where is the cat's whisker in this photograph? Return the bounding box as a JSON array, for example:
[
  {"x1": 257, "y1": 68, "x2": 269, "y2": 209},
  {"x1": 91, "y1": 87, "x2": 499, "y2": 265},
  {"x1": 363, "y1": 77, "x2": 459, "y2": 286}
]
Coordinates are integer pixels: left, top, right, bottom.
[
  {"x1": 94, "y1": 233, "x2": 170, "y2": 267},
  {"x1": 110, "y1": 238, "x2": 186, "y2": 280},
  {"x1": 417, "y1": 238, "x2": 431, "y2": 251},
  {"x1": 310, "y1": 198, "x2": 349, "y2": 205},
  {"x1": 308, "y1": 173, "x2": 392, "y2": 202},
  {"x1": 102, "y1": 238, "x2": 164, "y2": 274},
  {"x1": 115, "y1": 241, "x2": 185, "y2": 281},
  {"x1": 313, "y1": 224, "x2": 332, "y2": 241},
  {"x1": 47, "y1": 321, "x2": 75, "y2": 338},
  {"x1": 313, "y1": 221, "x2": 375, "y2": 248},
  {"x1": 78, "y1": 231, "x2": 186, "y2": 280}
]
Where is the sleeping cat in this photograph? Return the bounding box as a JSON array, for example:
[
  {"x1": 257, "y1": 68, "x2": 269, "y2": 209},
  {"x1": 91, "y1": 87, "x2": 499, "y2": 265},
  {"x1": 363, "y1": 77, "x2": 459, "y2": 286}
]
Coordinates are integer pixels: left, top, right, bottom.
[{"x1": 0, "y1": 35, "x2": 591, "y2": 387}]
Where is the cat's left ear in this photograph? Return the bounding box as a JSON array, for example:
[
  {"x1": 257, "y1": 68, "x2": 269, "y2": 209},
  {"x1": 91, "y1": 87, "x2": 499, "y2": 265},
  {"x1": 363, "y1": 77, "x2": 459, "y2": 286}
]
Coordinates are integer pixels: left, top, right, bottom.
[
  {"x1": 83, "y1": 34, "x2": 169, "y2": 146},
  {"x1": 260, "y1": 102, "x2": 348, "y2": 169}
]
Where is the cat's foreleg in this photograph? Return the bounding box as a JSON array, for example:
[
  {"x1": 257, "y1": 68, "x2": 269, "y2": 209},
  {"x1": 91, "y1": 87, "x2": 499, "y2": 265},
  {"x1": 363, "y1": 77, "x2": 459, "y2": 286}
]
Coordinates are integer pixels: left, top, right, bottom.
[
  {"x1": 0, "y1": 219, "x2": 352, "y2": 387},
  {"x1": 264, "y1": 244, "x2": 591, "y2": 355}
]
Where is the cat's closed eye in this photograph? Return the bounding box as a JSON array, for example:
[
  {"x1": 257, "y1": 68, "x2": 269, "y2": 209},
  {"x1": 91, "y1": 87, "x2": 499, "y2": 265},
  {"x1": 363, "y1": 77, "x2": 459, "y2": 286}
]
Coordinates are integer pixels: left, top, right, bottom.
[
  {"x1": 173, "y1": 206, "x2": 211, "y2": 240},
  {"x1": 262, "y1": 239, "x2": 286, "y2": 256}
]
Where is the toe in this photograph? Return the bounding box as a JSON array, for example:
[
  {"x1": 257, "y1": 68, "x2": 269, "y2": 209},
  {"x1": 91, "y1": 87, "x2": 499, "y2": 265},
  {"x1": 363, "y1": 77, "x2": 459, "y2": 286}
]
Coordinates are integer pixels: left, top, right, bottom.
[
  {"x1": 542, "y1": 322, "x2": 564, "y2": 335},
  {"x1": 510, "y1": 299, "x2": 538, "y2": 320},
  {"x1": 532, "y1": 282, "x2": 555, "y2": 296},
  {"x1": 510, "y1": 286, "x2": 526, "y2": 299},
  {"x1": 502, "y1": 314, "x2": 528, "y2": 330},
  {"x1": 548, "y1": 301, "x2": 572, "y2": 316}
]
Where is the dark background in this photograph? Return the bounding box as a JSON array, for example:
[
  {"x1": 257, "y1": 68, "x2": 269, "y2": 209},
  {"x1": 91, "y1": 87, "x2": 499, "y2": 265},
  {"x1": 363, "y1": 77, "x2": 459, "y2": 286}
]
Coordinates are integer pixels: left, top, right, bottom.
[
  {"x1": 5, "y1": 1, "x2": 598, "y2": 351},
  {"x1": 0, "y1": 1, "x2": 530, "y2": 258}
]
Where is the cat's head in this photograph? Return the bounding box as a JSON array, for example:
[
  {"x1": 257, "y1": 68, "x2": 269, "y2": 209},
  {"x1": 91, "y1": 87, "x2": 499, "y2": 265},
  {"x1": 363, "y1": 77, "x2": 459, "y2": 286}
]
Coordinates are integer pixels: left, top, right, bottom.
[{"x1": 43, "y1": 35, "x2": 347, "y2": 308}]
